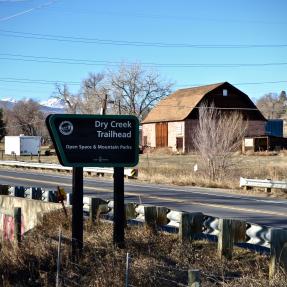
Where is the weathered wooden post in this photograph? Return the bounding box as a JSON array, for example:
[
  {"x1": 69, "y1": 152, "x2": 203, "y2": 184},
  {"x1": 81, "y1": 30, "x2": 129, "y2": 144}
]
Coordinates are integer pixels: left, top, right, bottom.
[
  {"x1": 125, "y1": 202, "x2": 137, "y2": 221},
  {"x1": 89, "y1": 197, "x2": 107, "y2": 223},
  {"x1": 144, "y1": 206, "x2": 157, "y2": 230},
  {"x1": 179, "y1": 212, "x2": 204, "y2": 242},
  {"x1": 38, "y1": 150, "x2": 41, "y2": 163},
  {"x1": 0, "y1": 184, "x2": 9, "y2": 195},
  {"x1": 188, "y1": 269, "x2": 201, "y2": 287},
  {"x1": 269, "y1": 228, "x2": 287, "y2": 279},
  {"x1": 233, "y1": 220, "x2": 246, "y2": 243},
  {"x1": 14, "y1": 207, "x2": 21, "y2": 245},
  {"x1": 156, "y1": 206, "x2": 169, "y2": 225},
  {"x1": 217, "y1": 219, "x2": 234, "y2": 260}
]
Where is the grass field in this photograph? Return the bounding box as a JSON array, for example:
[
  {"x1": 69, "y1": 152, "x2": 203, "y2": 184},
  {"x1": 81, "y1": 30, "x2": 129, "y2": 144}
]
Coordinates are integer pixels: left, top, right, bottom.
[
  {"x1": 138, "y1": 151, "x2": 287, "y2": 195},
  {"x1": 0, "y1": 210, "x2": 286, "y2": 287}
]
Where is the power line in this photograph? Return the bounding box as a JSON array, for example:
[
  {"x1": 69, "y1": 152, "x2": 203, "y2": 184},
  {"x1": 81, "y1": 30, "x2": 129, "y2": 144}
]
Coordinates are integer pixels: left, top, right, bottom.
[
  {"x1": 0, "y1": 77, "x2": 80, "y2": 86},
  {"x1": 176, "y1": 80, "x2": 287, "y2": 88},
  {"x1": 44, "y1": 9, "x2": 287, "y2": 26},
  {"x1": 0, "y1": 0, "x2": 59, "y2": 22},
  {"x1": 1, "y1": 29, "x2": 287, "y2": 49},
  {"x1": 0, "y1": 77, "x2": 286, "y2": 88},
  {"x1": 1, "y1": 53, "x2": 287, "y2": 68}
]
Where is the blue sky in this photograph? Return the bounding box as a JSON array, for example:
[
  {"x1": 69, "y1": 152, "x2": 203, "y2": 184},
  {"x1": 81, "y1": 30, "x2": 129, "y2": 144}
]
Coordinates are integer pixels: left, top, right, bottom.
[{"x1": 0, "y1": 0, "x2": 286, "y2": 103}]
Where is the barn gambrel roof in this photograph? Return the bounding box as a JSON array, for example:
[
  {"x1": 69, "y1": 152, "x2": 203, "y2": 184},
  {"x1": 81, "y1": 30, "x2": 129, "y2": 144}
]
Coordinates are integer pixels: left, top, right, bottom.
[{"x1": 142, "y1": 82, "x2": 265, "y2": 123}]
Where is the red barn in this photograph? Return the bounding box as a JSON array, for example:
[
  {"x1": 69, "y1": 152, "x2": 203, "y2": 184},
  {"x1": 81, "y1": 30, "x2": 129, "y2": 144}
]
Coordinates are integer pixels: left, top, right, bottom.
[{"x1": 141, "y1": 82, "x2": 266, "y2": 153}]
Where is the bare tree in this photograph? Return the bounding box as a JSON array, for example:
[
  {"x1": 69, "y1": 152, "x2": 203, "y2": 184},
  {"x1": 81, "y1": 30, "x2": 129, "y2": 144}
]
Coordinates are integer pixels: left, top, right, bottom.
[
  {"x1": 53, "y1": 65, "x2": 173, "y2": 118},
  {"x1": 193, "y1": 102, "x2": 247, "y2": 181},
  {"x1": 108, "y1": 63, "x2": 173, "y2": 119},
  {"x1": 256, "y1": 92, "x2": 286, "y2": 119},
  {"x1": 53, "y1": 84, "x2": 80, "y2": 114},
  {"x1": 5, "y1": 99, "x2": 46, "y2": 136},
  {"x1": 80, "y1": 72, "x2": 109, "y2": 114},
  {"x1": 53, "y1": 73, "x2": 109, "y2": 114}
]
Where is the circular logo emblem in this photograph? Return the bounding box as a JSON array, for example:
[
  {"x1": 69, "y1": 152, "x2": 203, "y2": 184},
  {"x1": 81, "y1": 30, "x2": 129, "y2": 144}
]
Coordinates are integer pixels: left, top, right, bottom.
[{"x1": 59, "y1": 121, "x2": 73, "y2": 135}]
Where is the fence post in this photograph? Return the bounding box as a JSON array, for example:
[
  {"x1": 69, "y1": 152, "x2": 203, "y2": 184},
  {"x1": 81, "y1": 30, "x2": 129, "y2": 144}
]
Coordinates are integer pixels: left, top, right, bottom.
[
  {"x1": 217, "y1": 219, "x2": 234, "y2": 260},
  {"x1": 156, "y1": 206, "x2": 169, "y2": 225},
  {"x1": 0, "y1": 185, "x2": 9, "y2": 195},
  {"x1": 125, "y1": 203, "x2": 137, "y2": 221},
  {"x1": 125, "y1": 252, "x2": 130, "y2": 287},
  {"x1": 56, "y1": 228, "x2": 62, "y2": 287},
  {"x1": 179, "y1": 212, "x2": 204, "y2": 242},
  {"x1": 233, "y1": 220, "x2": 246, "y2": 243},
  {"x1": 269, "y1": 228, "x2": 287, "y2": 279},
  {"x1": 188, "y1": 269, "x2": 201, "y2": 287},
  {"x1": 14, "y1": 207, "x2": 21, "y2": 245},
  {"x1": 90, "y1": 198, "x2": 107, "y2": 223},
  {"x1": 144, "y1": 206, "x2": 157, "y2": 230}
]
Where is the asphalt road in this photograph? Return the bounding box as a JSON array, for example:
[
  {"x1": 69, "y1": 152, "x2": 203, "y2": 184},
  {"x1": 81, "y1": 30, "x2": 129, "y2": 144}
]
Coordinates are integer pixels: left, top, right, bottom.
[{"x1": 0, "y1": 169, "x2": 287, "y2": 228}]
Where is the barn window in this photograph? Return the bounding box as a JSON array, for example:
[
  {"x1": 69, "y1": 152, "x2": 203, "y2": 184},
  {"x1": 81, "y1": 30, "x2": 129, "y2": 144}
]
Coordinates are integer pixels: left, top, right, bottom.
[{"x1": 223, "y1": 89, "x2": 228, "y2": 96}]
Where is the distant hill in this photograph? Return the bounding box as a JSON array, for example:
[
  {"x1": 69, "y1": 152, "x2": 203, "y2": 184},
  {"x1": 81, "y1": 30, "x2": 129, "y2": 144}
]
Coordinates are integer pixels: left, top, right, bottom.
[{"x1": 0, "y1": 98, "x2": 65, "y2": 114}]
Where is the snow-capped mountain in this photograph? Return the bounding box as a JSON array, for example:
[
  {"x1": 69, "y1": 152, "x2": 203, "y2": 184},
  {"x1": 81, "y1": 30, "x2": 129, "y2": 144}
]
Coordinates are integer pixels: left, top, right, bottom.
[
  {"x1": 0, "y1": 97, "x2": 65, "y2": 114},
  {"x1": 1, "y1": 97, "x2": 17, "y2": 103},
  {"x1": 40, "y1": 98, "x2": 66, "y2": 109}
]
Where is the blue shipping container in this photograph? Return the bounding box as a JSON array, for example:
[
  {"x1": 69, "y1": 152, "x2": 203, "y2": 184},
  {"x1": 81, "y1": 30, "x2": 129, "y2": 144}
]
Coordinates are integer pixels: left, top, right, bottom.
[{"x1": 265, "y1": 119, "x2": 283, "y2": 137}]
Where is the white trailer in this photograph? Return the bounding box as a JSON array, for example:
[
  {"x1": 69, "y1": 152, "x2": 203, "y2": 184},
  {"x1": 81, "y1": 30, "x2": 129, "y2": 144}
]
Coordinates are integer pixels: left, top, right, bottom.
[{"x1": 5, "y1": 135, "x2": 41, "y2": 156}]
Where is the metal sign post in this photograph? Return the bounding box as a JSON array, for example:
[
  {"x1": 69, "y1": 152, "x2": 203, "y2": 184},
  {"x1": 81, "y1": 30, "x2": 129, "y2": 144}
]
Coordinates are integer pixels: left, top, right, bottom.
[
  {"x1": 113, "y1": 167, "x2": 125, "y2": 247},
  {"x1": 46, "y1": 114, "x2": 139, "y2": 254},
  {"x1": 72, "y1": 167, "x2": 83, "y2": 258}
]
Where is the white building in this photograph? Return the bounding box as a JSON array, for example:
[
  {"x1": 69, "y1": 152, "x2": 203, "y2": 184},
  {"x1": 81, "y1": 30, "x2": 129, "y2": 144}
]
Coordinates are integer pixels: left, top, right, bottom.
[{"x1": 5, "y1": 135, "x2": 41, "y2": 156}]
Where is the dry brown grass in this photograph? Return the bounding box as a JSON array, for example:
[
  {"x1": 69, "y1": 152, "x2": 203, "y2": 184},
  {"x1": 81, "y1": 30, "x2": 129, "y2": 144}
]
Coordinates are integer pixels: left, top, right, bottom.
[
  {"x1": 0, "y1": 210, "x2": 286, "y2": 286},
  {"x1": 138, "y1": 152, "x2": 287, "y2": 197},
  {"x1": 2, "y1": 147, "x2": 287, "y2": 197}
]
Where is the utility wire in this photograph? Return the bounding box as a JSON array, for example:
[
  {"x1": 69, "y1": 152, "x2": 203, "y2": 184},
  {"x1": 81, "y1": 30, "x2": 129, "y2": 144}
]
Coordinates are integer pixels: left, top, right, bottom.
[
  {"x1": 178, "y1": 80, "x2": 287, "y2": 88},
  {"x1": 0, "y1": 77, "x2": 286, "y2": 88},
  {"x1": 43, "y1": 9, "x2": 286, "y2": 26},
  {"x1": 1, "y1": 52, "x2": 287, "y2": 68},
  {"x1": 0, "y1": 29, "x2": 287, "y2": 49},
  {"x1": 0, "y1": 77, "x2": 80, "y2": 85},
  {"x1": 0, "y1": 0, "x2": 59, "y2": 22}
]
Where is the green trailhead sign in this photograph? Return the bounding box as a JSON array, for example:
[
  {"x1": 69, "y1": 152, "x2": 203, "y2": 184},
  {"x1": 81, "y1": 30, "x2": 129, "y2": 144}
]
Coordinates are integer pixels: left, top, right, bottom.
[{"x1": 46, "y1": 114, "x2": 139, "y2": 167}]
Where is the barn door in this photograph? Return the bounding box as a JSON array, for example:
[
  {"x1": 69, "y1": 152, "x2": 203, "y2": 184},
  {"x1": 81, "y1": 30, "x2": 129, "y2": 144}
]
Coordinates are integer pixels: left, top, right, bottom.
[
  {"x1": 156, "y1": 122, "x2": 168, "y2": 147},
  {"x1": 176, "y1": 137, "x2": 183, "y2": 151}
]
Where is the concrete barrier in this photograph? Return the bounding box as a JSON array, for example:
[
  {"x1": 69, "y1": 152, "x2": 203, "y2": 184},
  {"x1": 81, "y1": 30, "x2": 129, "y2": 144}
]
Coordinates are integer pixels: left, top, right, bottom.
[{"x1": 0, "y1": 195, "x2": 62, "y2": 233}]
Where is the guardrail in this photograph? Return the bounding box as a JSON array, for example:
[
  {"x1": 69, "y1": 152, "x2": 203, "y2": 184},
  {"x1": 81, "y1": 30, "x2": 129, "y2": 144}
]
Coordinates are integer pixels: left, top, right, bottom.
[
  {"x1": 3, "y1": 184, "x2": 287, "y2": 276},
  {"x1": 0, "y1": 160, "x2": 138, "y2": 178},
  {"x1": 240, "y1": 177, "x2": 287, "y2": 192},
  {"x1": 8, "y1": 186, "x2": 59, "y2": 202},
  {"x1": 3, "y1": 184, "x2": 274, "y2": 250}
]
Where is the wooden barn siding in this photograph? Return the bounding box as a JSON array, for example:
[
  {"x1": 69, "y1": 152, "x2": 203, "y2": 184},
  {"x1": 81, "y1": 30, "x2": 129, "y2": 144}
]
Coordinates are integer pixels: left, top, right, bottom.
[
  {"x1": 184, "y1": 119, "x2": 198, "y2": 152},
  {"x1": 168, "y1": 121, "x2": 185, "y2": 151},
  {"x1": 142, "y1": 119, "x2": 265, "y2": 151},
  {"x1": 142, "y1": 123, "x2": 156, "y2": 147},
  {"x1": 184, "y1": 119, "x2": 266, "y2": 152},
  {"x1": 246, "y1": 121, "x2": 266, "y2": 137}
]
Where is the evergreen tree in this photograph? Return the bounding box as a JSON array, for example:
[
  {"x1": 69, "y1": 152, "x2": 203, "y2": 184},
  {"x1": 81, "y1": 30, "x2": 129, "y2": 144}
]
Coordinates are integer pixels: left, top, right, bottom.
[{"x1": 0, "y1": 108, "x2": 6, "y2": 141}]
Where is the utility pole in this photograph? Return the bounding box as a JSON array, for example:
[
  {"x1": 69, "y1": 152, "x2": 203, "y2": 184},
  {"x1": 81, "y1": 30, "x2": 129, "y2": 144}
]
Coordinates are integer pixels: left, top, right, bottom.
[
  {"x1": 101, "y1": 94, "x2": 108, "y2": 115},
  {"x1": 118, "y1": 99, "x2": 121, "y2": 115}
]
